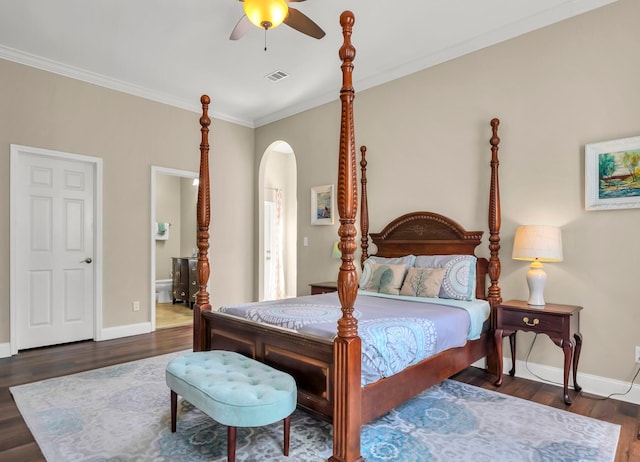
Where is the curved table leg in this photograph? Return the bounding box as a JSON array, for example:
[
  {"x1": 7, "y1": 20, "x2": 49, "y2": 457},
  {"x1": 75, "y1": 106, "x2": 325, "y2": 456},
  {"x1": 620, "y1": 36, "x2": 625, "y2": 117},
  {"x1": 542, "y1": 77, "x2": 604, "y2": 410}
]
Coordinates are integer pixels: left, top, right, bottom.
[
  {"x1": 494, "y1": 329, "x2": 504, "y2": 386},
  {"x1": 573, "y1": 332, "x2": 583, "y2": 392},
  {"x1": 562, "y1": 339, "x2": 574, "y2": 405},
  {"x1": 508, "y1": 333, "x2": 516, "y2": 377}
]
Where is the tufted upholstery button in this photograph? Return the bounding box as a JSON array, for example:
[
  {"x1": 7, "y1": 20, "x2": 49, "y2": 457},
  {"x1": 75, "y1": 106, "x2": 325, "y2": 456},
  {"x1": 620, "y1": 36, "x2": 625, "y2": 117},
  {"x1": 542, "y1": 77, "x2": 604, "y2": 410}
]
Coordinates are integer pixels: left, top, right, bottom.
[{"x1": 166, "y1": 350, "x2": 297, "y2": 462}]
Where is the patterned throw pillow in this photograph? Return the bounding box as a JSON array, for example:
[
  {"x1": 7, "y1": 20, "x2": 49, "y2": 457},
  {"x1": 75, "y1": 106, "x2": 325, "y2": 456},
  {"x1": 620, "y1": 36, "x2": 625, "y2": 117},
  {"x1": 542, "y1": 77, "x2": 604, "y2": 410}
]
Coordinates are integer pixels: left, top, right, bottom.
[
  {"x1": 359, "y1": 255, "x2": 415, "y2": 288},
  {"x1": 400, "y1": 267, "x2": 446, "y2": 298},
  {"x1": 413, "y1": 255, "x2": 477, "y2": 301},
  {"x1": 365, "y1": 263, "x2": 407, "y2": 295}
]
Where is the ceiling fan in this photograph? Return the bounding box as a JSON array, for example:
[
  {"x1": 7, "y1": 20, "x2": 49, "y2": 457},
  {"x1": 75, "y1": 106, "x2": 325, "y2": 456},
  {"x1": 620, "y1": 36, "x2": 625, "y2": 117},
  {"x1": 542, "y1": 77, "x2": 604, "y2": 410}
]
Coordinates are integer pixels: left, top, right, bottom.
[{"x1": 230, "y1": 0, "x2": 325, "y2": 41}]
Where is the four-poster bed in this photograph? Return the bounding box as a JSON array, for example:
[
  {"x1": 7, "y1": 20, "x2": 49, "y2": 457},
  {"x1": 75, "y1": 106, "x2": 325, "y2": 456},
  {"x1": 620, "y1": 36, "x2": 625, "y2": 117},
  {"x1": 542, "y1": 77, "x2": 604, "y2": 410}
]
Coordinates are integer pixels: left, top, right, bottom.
[{"x1": 192, "y1": 10, "x2": 502, "y2": 462}]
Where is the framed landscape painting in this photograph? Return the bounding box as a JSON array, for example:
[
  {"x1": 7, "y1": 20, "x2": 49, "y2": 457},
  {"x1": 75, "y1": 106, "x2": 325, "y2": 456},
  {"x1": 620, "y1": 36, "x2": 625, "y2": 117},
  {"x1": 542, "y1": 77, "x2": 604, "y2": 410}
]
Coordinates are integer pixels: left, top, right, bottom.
[
  {"x1": 585, "y1": 136, "x2": 640, "y2": 210},
  {"x1": 311, "y1": 184, "x2": 334, "y2": 225}
]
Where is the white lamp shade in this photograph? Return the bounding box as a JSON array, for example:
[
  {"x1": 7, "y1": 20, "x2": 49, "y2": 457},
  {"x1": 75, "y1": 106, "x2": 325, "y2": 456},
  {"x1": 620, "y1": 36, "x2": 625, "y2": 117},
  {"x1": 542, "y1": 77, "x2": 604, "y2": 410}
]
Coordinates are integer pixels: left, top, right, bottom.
[
  {"x1": 512, "y1": 225, "x2": 562, "y2": 306},
  {"x1": 512, "y1": 225, "x2": 563, "y2": 262}
]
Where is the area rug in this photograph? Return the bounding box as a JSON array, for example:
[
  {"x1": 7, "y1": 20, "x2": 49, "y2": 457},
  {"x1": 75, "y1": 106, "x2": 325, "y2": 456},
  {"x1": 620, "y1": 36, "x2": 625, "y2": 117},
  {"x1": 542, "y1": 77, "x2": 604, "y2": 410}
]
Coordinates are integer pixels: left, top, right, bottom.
[{"x1": 11, "y1": 351, "x2": 620, "y2": 462}]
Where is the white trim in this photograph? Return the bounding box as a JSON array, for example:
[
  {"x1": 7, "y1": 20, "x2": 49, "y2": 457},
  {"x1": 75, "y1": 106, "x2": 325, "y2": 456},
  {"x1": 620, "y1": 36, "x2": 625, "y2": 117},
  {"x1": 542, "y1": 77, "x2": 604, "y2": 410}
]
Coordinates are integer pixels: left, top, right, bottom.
[
  {"x1": 0, "y1": 342, "x2": 11, "y2": 358},
  {"x1": 0, "y1": 1, "x2": 615, "y2": 129},
  {"x1": 99, "y1": 322, "x2": 152, "y2": 341},
  {"x1": 0, "y1": 45, "x2": 254, "y2": 128},
  {"x1": 502, "y1": 358, "x2": 640, "y2": 405},
  {"x1": 10, "y1": 145, "x2": 104, "y2": 354},
  {"x1": 150, "y1": 166, "x2": 198, "y2": 332},
  {"x1": 254, "y1": 0, "x2": 618, "y2": 127}
]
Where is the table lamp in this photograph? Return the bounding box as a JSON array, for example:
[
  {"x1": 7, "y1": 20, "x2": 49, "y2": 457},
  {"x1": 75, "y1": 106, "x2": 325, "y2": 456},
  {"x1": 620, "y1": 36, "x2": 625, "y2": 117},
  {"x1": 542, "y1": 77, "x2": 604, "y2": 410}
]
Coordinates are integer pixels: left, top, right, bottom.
[
  {"x1": 332, "y1": 240, "x2": 342, "y2": 259},
  {"x1": 512, "y1": 225, "x2": 563, "y2": 306}
]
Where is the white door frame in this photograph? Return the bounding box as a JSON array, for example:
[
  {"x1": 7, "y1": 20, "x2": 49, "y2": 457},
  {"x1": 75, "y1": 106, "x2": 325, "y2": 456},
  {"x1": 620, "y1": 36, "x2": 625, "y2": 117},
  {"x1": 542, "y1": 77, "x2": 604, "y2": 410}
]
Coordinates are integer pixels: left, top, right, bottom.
[
  {"x1": 150, "y1": 166, "x2": 198, "y2": 331},
  {"x1": 10, "y1": 144, "x2": 103, "y2": 355}
]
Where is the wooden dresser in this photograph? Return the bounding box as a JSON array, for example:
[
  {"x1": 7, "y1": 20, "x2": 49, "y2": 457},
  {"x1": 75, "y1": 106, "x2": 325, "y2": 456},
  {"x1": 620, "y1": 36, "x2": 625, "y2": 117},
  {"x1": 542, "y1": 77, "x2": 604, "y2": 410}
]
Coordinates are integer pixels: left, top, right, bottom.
[{"x1": 172, "y1": 257, "x2": 197, "y2": 307}]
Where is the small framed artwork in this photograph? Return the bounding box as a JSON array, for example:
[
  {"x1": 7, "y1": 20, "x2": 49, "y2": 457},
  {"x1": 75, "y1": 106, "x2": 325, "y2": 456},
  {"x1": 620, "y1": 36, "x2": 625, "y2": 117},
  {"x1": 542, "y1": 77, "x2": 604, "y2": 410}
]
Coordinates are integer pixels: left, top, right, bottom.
[
  {"x1": 585, "y1": 136, "x2": 640, "y2": 211},
  {"x1": 311, "y1": 184, "x2": 335, "y2": 225}
]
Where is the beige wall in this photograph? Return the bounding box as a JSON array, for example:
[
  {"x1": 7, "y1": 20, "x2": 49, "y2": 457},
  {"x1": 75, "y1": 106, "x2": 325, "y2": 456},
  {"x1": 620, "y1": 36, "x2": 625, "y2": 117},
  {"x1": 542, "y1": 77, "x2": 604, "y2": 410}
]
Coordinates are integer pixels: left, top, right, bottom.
[
  {"x1": 256, "y1": 0, "x2": 640, "y2": 384},
  {"x1": 1, "y1": 0, "x2": 637, "y2": 388},
  {"x1": 0, "y1": 59, "x2": 255, "y2": 341}
]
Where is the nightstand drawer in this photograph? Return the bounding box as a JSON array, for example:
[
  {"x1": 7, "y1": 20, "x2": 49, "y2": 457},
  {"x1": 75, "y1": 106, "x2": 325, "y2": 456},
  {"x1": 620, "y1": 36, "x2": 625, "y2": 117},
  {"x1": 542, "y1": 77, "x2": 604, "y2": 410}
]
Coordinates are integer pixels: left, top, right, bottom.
[
  {"x1": 494, "y1": 299, "x2": 582, "y2": 405},
  {"x1": 500, "y1": 309, "x2": 564, "y2": 335}
]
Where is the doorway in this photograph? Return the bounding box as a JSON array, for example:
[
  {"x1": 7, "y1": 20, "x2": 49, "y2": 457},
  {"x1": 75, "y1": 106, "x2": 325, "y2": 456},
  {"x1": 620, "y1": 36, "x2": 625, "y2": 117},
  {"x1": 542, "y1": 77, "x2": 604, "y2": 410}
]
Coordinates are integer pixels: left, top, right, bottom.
[
  {"x1": 10, "y1": 145, "x2": 103, "y2": 354},
  {"x1": 150, "y1": 166, "x2": 198, "y2": 330},
  {"x1": 258, "y1": 141, "x2": 297, "y2": 301}
]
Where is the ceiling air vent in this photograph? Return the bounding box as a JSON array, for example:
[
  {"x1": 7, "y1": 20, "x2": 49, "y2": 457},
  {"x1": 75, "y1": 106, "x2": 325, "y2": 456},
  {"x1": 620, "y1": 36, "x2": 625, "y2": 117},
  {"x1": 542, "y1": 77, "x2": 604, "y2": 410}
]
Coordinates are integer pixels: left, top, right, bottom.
[{"x1": 265, "y1": 70, "x2": 289, "y2": 83}]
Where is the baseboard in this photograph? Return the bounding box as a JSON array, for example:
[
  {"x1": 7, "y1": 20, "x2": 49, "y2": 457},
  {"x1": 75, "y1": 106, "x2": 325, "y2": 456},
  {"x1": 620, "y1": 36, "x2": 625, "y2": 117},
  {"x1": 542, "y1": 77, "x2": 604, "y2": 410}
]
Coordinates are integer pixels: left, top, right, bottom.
[
  {"x1": 507, "y1": 358, "x2": 640, "y2": 406},
  {"x1": 0, "y1": 322, "x2": 153, "y2": 355},
  {"x1": 0, "y1": 342, "x2": 11, "y2": 358},
  {"x1": 98, "y1": 322, "x2": 152, "y2": 341}
]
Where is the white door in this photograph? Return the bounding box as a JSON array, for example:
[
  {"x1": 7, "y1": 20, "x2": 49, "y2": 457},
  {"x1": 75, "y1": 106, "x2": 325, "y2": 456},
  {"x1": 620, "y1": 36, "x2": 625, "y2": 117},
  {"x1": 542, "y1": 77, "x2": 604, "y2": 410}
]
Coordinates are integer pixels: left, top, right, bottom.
[{"x1": 13, "y1": 148, "x2": 96, "y2": 350}]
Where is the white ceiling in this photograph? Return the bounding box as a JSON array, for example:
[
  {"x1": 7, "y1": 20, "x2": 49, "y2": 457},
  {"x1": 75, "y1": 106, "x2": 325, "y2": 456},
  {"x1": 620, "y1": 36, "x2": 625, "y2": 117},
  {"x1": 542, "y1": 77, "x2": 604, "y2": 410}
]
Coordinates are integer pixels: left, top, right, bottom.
[{"x1": 0, "y1": 0, "x2": 615, "y2": 128}]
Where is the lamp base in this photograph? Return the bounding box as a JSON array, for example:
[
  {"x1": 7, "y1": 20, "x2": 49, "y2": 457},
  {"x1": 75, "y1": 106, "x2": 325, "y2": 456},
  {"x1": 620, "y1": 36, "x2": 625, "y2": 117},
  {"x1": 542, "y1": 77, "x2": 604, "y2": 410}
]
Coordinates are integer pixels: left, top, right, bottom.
[{"x1": 526, "y1": 261, "x2": 547, "y2": 307}]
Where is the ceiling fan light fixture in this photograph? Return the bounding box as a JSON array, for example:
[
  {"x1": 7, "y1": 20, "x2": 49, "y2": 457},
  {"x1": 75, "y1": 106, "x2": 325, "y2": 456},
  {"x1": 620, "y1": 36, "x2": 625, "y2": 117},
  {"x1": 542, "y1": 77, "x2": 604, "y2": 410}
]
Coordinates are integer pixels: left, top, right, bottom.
[{"x1": 243, "y1": 0, "x2": 289, "y2": 30}]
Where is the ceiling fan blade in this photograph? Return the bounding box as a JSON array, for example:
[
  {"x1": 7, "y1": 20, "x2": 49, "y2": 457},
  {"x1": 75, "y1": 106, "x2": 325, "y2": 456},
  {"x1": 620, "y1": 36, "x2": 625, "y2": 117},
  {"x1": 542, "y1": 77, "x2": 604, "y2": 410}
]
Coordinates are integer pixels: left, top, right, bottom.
[
  {"x1": 283, "y1": 7, "x2": 325, "y2": 39},
  {"x1": 230, "y1": 15, "x2": 251, "y2": 40}
]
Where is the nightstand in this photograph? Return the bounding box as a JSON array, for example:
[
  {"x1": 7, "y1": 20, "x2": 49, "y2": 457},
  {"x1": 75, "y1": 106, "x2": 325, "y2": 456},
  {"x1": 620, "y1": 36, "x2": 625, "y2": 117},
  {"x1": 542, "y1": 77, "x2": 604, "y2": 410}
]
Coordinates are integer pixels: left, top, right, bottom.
[
  {"x1": 494, "y1": 299, "x2": 583, "y2": 405},
  {"x1": 309, "y1": 281, "x2": 338, "y2": 295}
]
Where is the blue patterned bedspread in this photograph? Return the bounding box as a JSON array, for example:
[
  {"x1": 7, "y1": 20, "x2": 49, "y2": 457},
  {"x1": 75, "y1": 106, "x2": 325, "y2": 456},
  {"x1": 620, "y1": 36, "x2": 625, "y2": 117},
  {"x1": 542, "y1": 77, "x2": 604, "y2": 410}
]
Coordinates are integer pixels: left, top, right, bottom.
[{"x1": 219, "y1": 292, "x2": 490, "y2": 386}]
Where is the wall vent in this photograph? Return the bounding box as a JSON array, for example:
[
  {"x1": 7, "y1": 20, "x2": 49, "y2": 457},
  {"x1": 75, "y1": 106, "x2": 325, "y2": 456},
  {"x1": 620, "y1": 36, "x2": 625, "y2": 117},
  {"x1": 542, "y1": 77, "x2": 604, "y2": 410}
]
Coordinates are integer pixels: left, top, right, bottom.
[{"x1": 265, "y1": 70, "x2": 289, "y2": 82}]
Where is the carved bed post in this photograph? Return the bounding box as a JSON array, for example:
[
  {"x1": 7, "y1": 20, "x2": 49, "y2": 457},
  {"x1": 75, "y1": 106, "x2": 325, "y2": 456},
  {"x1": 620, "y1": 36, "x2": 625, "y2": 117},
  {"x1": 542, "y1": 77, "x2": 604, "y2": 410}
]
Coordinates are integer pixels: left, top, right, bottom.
[
  {"x1": 487, "y1": 118, "x2": 502, "y2": 317},
  {"x1": 360, "y1": 145, "x2": 369, "y2": 268},
  {"x1": 330, "y1": 11, "x2": 363, "y2": 462},
  {"x1": 193, "y1": 95, "x2": 212, "y2": 352}
]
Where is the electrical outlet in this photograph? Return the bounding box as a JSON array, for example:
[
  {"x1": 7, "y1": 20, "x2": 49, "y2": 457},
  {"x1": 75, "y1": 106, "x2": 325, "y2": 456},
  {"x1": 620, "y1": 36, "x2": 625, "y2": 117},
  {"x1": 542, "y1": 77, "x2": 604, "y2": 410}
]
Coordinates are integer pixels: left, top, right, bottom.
[
  {"x1": 132, "y1": 301, "x2": 140, "y2": 312},
  {"x1": 636, "y1": 346, "x2": 640, "y2": 364}
]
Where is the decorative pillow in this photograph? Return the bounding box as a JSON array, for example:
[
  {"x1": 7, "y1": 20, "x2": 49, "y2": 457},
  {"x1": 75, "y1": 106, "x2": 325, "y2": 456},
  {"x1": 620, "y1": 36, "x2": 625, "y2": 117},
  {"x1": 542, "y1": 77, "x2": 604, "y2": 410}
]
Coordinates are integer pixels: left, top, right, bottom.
[
  {"x1": 364, "y1": 263, "x2": 407, "y2": 295},
  {"x1": 413, "y1": 255, "x2": 477, "y2": 301},
  {"x1": 400, "y1": 267, "x2": 445, "y2": 298},
  {"x1": 359, "y1": 255, "x2": 415, "y2": 288}
]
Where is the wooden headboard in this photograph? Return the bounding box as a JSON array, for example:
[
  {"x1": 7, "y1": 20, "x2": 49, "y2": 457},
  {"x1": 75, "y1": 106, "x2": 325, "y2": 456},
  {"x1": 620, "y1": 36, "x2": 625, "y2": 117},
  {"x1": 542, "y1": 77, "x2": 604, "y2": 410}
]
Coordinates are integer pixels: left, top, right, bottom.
[{"x1": 364, "y1": 210, "x2": 489, "y2": 300}]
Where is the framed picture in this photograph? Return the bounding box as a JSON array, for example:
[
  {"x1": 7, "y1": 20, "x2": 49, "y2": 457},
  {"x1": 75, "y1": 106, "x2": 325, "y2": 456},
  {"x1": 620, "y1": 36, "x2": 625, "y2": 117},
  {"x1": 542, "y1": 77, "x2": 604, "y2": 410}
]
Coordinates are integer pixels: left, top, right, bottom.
[
  {"x1": 585, "y1": 136, "x2": 640, "y2": 211},
  {"x1": 311, "y1": 184, "x2": 335, "y2": 225}
]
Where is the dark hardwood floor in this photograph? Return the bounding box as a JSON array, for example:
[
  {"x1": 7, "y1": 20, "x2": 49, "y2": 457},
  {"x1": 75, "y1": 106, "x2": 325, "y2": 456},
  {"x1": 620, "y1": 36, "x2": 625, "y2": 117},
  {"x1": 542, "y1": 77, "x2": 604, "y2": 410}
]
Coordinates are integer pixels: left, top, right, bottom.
[
  {"x1": 1, "y1": 326, "x2": 638, "y2": 461},
  {"x1": 451, "y1": 367, "x2": 640, "y2": 462},
  {"x1": 0, "y1": 326, "x2": 192, "y2": 462}
]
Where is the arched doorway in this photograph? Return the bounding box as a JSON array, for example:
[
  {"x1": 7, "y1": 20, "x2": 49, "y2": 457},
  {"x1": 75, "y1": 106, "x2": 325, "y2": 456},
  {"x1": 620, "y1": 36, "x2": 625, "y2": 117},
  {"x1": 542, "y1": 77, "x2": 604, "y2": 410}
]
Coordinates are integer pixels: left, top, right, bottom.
[{"x1": 258, "y1": 141, "x2": 297, "y2": 301}]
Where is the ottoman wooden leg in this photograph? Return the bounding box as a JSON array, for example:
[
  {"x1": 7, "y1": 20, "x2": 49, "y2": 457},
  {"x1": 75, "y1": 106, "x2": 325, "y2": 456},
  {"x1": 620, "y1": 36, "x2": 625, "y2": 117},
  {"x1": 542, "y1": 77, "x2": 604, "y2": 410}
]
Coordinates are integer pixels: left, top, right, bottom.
[
  {"x1": 170, "y1": 391, "x2": 177, "y2": 433},
  {"x1": 228, "y1": 426, "x2": 236, "y2": 462},
  {"x1": 283, "y1": 416, "x2": 291, "y2": 456}
]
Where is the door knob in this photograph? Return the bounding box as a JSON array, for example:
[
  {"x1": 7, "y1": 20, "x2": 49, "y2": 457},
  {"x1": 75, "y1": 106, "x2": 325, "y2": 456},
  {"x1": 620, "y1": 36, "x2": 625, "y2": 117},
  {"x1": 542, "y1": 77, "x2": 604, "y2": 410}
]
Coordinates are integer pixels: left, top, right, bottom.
[{"x1": 82, "y1": 258, "x2": 93, "y2": 264}]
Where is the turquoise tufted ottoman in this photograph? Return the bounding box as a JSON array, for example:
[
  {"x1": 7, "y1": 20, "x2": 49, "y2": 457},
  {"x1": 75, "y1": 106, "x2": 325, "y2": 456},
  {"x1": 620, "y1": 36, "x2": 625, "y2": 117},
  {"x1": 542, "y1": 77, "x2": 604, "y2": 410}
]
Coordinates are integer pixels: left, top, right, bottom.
[{"x1": 166, "y1": 350, "x2": 297, "y2": 461}]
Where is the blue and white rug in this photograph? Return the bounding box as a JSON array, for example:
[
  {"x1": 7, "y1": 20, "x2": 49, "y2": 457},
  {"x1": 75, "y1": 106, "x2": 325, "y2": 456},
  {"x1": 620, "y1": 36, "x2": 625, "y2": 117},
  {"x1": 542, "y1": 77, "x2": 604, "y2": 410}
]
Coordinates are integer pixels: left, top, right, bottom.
[{"x1": 10, "y1": 351, "x2": 620, "y2": 461}]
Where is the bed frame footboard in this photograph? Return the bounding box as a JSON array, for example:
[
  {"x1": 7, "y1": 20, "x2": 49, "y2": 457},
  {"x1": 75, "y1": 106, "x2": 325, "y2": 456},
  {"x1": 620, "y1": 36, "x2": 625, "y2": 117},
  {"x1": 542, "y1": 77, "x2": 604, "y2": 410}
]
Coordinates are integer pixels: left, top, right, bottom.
[{"x1": 202, "y1": 311, "x2": 335, "y2": 421}]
